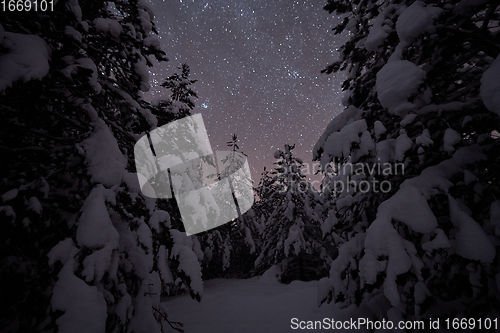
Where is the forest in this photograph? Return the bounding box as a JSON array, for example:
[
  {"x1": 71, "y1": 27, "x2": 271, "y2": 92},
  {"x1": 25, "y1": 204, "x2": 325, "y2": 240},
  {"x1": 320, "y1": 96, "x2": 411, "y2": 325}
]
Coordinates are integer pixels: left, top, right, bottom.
[{"x1": 1, "y1": 0, "x2": 500, "y2": 332}]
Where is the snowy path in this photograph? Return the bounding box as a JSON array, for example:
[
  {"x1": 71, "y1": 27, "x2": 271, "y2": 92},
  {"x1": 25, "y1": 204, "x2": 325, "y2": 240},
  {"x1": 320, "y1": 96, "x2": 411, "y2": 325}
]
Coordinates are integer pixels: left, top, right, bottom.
[{"x1": 163, "y1": 278, "x2": 371, "y2": 333}]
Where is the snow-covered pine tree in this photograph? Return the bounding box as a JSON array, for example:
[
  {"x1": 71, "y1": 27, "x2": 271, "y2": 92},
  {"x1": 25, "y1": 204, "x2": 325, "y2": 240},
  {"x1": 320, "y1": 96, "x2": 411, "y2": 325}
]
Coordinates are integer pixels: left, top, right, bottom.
[
  {"x1": 255, "y1": 144, "x2": 331, "y2": 283},
  {"x1": 159, "y1": 63, "x2": 198, "y2": 118},
  {"x1": 0, "y1": 2, "x2": 203, "y2": 332},
  {"x1": 222, "y1": 134, "x2": 259, "y2": 277},
  {"x1": 253, "y1": 166, "x2": 275, "y2": 236},
  {"x1": 316, "y1": 0, "x2": 500, "y2": 322},
  {"x1": 197, "y1": 134, "x2": 259, "y2": 279}
]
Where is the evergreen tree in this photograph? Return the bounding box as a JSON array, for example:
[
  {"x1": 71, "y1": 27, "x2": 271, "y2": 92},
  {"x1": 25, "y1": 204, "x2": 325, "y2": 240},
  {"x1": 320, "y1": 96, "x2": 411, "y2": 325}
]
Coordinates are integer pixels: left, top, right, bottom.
[
  {"x1": 226, "y1": 133, "x2": 240, "y2": 152},
  {"x1": 255, "y1": 144, "x2": 331, "y2": 283},
  {"x1": 316, "y1": 0, "x2": 500, "y2": 321},
  {"x1": 0, "y1": 1, "x2": 202, "y2": 332},
  {"x1": 160, "y1": 63, "x2": 198, "y2": 117},
  {"x1": 146, "y1": 63, "x2": 198, "y2": 125},
  {"x1": 253, "y1": 166, "x2": 275, "y2": 235},
  {"x1": 198, "y1": 134, "x2": 259, "y2": 279}
]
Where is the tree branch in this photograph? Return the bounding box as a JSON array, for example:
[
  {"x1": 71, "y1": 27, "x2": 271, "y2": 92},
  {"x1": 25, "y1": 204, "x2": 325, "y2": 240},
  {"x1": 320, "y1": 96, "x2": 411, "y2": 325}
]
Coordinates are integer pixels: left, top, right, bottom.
[{"x1": 152, "y1": 307, "x2": 184, "y2": 333}]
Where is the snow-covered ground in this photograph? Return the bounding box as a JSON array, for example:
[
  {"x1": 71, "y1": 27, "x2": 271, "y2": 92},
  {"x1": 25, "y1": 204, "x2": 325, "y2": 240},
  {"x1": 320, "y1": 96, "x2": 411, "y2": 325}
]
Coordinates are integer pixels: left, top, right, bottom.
[{"x1": 163, "y1": 277, "x2": 373, "y2": 333}]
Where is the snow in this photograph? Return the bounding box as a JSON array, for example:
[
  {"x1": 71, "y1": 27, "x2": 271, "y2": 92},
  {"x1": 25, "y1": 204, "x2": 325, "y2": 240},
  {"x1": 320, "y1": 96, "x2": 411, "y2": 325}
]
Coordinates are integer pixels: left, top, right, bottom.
[
  {"x1": 128, "y1": 273, "x2": 163, "y2": 333},
  {"x1": 376, "y1": 139, "x2": 396, "y2": 164},
  {"x1": 400, "y1": 114, "x2": 417, "y2": 127},
  {"x1": 68, "y1": 0, "x2": 82, "y2": 22},
  {"x1": 48, "y1": 238, "x2": 77, "y2": 266},
  {"x1": 373, "y1": 120, "x2": 386, "y2": 139},
  {"x1": 364, "y1": 221, "x2": 413, "y2": 307},
  {"x1": 463, "y1": 169, "x2": 478, "y2": 185},
  {"x1": 388, "y1": 2, "x2": 442, "y2": 61},
  {"x1": 365, "y1": 24, "x2": 391, "y2": 52},
  {"x1": 144, "y1": 35, "x2": 161, "y2": 48},
  {"x1": 364, "y1": 5, "x2": 395, "y2": 52},
  {"x1": 320, "y1": 119, "x2": 367, "y2": 166},
  {"x1": 1, "y1": 188, "x2": 18, "y2": 202},
  {"x1": 416, "y1": 101, "x2": 464, "y2": 115},
  {"x1": 158, "y1": 245, "x2": 174, "y2": 284},
  {"x1": 81, "y1": 243, "x2": 116, "y2": 282},
  {"x1": 82, "y1": 118, "x2": 126, "y2": 187},
  {"x1": 107, "y1": 83, "x2": 158, "y2": 127},
  {"x1": 358, "y1": 131, "x2": 376, "y2": 156},
  {"x1": 0, "y1": 31, "x2": 50, "y2": 92},
  {"x1": 336, "y1": 193, "x2": 362, "y2": 210},
  {"x1": 163, "y1": 278, "x2": 374, "y2": 333},
  {"x1": 394, "y1": 133, "x2": 412, "y2": 161},
  {"x1": 133, "y1": 54, "x2": 150, "y2": 92},
  {"x1": 413, "y1": 281, "x2": 429, "y2": 305},
  {"x1": 52, "y1": 257, "x2": 107, "y2": 333},
  {"x1": 123, "y1": 172, "x2": 143, "y2": 193},
  {"x1": 284, "y1": 219, "x2": 305, "y2": 256},
  {"x1": 443, "y1": 128, "x2": 461, "y2": 152},
  {"x1": 376, "y1": 60, "x2": 426, "y2": 114},
  {"x1": 93, "y1": 18, "x2": 123, "y2": 38},
  {"x1": 415, "y1": 129, "x2": 434, "y2": 146},
  {"x1": 449, "y1": 196, "x2": 496, "y2": 263},
  {"x1": 75, "y1": 60, "x2": 99, "y2": 92},
  {"x1": 324, "y1": 233, "x2": 365, "y2": 303},
  {"x1": 65, "y1": 26, "x2": 82, "y2": 42},
  {"x1": 76, "y1": 185, "x2": 119, "y2": 249},
  {"x1": 403, "y1": 144, "x2": 485, "y2": 198},
  {"x1": 114, "y1": 287, "x2": 132, "y2": 324},
  {"x1": 480, "y1": 54, "x2": 500, "y2": 117},
  {"x1": 149, "y1": 210, "x2": 171, "y2": 232},
  {"x1": 0, "y1": 206, "x2": 15, "y2": 219},
  {"x1": 75, "y1": 185, "x2": 119, "y2": 282},
  {"x1": 40, "y1": 177, "x2": 50, "y2": 199},
  {"x1": 321, "y1": 209, "x2": 338, "y2": 236},
  {"x1": 396, "y1": 2, "x2": 442, "y2": 44},
  {"x1": 138, "y1": 8, "x2": 153, "y2": 32},
  {"x1": 313, "y1": 106, "x2": 363, "y2": 164},
  {"x1": 137, "y1": 221, "x2": 153, "y2": 251},
  {"x1": 170, "y1": 230, "x2": 204, "y2": 297},
  {"x1": 378, "y1": 185, "x2": 437, "y2": 234},
  {"x1": 61, "y1": 56, "x2": 103, "y2": 94},
  {"x1": 421, "y1": 228, "x2": 451, "y2": 251},
  {"x1": 341, "y1": 89, "x2": 352, "y2": 106},
  {"x1": 28, "y1": 196, "x2": 42, "y2": 215},
  {"x1": 352, "y1": 181, "x2": 442, "y2": 306}
]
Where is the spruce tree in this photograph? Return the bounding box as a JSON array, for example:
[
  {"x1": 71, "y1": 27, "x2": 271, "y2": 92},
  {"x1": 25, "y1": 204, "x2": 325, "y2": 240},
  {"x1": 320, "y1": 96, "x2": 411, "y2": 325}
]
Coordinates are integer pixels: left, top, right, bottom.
[
  {"x1": 0, "y1": 1, "x2": 202, "y2": 331},
  {"x1": 316, "y1": 0, "x2": 500, "y2": 321},
  {"x1": 198, "y1": 134, "x2": 259, "y2": 279},
  {"x1": 255, "y1": 144, "x2": 330, "y2": 283}
]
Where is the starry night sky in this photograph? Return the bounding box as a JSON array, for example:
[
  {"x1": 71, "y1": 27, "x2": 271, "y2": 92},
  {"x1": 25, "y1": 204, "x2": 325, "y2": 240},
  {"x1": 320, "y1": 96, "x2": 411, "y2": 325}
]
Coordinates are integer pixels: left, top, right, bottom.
[{"x1": 145, "y1": 0, "x2": 346, "y2": 185}]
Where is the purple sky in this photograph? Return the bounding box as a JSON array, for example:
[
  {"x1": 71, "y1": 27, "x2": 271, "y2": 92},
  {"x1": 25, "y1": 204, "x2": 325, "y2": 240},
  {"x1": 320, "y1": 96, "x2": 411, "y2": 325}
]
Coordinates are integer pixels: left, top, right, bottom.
[{"x1": 144, "y1": 0, "x2": 346, "y2": 185}]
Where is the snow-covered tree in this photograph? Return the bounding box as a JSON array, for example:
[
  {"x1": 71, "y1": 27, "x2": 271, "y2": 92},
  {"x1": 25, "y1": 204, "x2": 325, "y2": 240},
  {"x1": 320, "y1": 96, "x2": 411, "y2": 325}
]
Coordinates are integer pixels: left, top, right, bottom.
[
  {"x1": 316, "y1": 0, "x2": 500, "y2": 322},
  {"x1": 253, "y1": 166, "x2": 275, "y2": 236},
  {"x1": 159, "y1": 63, "x2": 198, "y2": 118},
  {"x1": 0, "y1": 2, "x2": 203, "y2": 332},
  {"x1": 255, "y1": 144, "x2": 331, "y2": 283},
  {"x1": 197, "y1": 134, "x2": 259, "y2": 278}
]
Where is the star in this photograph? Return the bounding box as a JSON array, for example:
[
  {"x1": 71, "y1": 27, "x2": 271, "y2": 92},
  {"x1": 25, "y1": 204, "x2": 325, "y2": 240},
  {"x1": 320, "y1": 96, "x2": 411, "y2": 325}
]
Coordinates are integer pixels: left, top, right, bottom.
[{"x1": 145, "y1": 0, "x2": 346, "y2": 185}]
